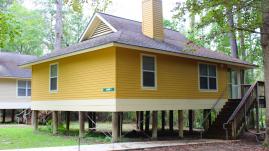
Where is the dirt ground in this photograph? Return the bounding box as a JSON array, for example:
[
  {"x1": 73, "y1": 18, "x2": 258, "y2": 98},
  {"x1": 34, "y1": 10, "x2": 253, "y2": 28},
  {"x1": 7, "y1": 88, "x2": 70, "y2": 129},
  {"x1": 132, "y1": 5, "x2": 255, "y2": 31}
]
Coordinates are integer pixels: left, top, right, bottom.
[{"x1": 132, "y1": 133, "x2": 269, "y2": 151}]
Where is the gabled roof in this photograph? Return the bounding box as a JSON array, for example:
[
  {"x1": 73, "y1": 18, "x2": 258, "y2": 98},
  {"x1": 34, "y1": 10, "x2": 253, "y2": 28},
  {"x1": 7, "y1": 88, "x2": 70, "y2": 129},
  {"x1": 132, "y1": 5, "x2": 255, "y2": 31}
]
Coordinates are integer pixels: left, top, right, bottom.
[
  {"x1": 0, "y1": 52, "x2": 37, "y2": 79},
  {"x1": 20, "y1": 12, "x2": 256, "y2": 68},
  {"x1": 79, "y1": 13, "x2": 117, "y2": 42}
]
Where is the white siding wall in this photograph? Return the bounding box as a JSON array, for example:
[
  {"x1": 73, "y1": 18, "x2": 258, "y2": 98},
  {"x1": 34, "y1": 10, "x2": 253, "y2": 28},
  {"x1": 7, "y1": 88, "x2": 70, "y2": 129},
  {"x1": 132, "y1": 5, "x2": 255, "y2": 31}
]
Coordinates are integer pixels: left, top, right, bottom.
[{"x1": 0, "y1": 78, "x2": 31, "y2": 109}]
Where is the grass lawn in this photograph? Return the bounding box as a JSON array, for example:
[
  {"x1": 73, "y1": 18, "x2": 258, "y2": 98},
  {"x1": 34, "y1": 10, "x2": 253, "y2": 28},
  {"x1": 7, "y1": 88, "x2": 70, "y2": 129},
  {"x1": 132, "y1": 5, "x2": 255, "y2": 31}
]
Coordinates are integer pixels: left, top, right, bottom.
[{"x1": 0, "y1": 124, "x2": 111, "y2": 150}]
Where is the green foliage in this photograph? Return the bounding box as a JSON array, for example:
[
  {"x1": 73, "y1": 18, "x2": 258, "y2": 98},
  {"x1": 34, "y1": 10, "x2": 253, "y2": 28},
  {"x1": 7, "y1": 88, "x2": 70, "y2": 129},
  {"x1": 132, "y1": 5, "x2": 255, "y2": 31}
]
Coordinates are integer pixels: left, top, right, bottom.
[
  {"x1": 2, "y1": 3, "x2": 46, "y2": 56},
  {"x1": 0, "y1": 10, "x2": 20, "y2": 48},
  {"x1": 172, "y1": 0, "x2": 263, "y2": 82},
  {"x1": 0, "y1": 124, "x2": 113, "y2": 149},
  {"x1": 62, "y1": 9, "x2": 86, "y2": 46},
  {"x1": 1, "y1": 0, "x2": 112, "y2": 55},
  {"x1": 0, "y1": 126, "x2": 77, "y2": 149},
  {"x1": 64, "y1": 0, "x2": 112, "y2": 13},
  {"x1": 37, "y1": 0, "x2": 112, "y2": 52},
  {"x1": 163, "y1": 19, "x2": 178, "y2": 30}
]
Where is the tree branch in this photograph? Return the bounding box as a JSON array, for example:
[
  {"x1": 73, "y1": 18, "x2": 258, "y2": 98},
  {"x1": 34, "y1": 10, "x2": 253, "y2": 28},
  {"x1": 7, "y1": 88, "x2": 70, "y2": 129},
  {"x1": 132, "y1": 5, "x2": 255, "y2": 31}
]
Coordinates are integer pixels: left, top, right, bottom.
[{"x1": 233, "y1": 27, "x2": 269, "y2": 35}]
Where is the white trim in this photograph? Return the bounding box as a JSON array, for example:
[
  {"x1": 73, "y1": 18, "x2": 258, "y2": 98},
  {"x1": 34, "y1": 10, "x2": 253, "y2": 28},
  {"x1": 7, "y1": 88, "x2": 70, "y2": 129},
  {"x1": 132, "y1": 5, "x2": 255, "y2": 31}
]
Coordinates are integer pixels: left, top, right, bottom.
[
  {"x1": 198, "y1": 63, "x2": 218, "y2": 92},
  {"x1": 140, "y1": 53, "x2": 157, "y2": 90},
  {"x1": 49, "y1": 63, "x2": 59, "y2": 93},
  {"x1": 16, "y1": 79, "x2": 31, "y2": 98},
  {"x1": 32, "y1": 99, "x2": 117, "y2": 112},
  {"x1": 0, "y1": 102, "x2": 30, "y2": 109},
  {"x1": 96, "y1": 13, "x2": 117, "y2": 32},
  {"x1": 79, "y1": 13, "x2": 117, "y2": 42},
  {"x1": 31, "y1": 99, "x2": 227, "y2": 112},
  {"x1": 116, "y1": 99, "x2": 227, "y2": 111},
  {"x1": 0, "y1": 76, "x2": 31, "y2": 80},
  {"x1": 228, "y1": 68, "x2": 242, "y2": 99},
  {"x1": 79, "y1": 13, "x2": 97, "y2": 42}
]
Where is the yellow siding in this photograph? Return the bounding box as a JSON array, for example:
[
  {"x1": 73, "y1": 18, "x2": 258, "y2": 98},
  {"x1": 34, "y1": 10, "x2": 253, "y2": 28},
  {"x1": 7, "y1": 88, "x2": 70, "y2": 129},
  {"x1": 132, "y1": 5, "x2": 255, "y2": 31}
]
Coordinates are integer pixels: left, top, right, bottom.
[
  {"x1": 32, "y1": 47, "x2": 116, "y2": 100},
  {"x1": 115, "y1": 47, "x2": 228, "y2": 99}
]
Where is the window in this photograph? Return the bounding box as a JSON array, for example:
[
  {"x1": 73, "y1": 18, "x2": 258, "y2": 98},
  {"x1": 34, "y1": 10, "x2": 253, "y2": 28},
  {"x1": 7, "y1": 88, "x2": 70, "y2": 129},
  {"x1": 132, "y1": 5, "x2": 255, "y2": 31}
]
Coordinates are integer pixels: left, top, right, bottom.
[
  {"x1": 17, "y1": 80, "x2": 31, "y2": 97},
  {"x1": 50, "y1": 63, "x2": 58, "y2": 92},
  {"x1": 228, "y1": 69, "x2": 240, "y2": 99},
  {"x1": 142, "y1": 55, "x2": 156, "y2": 89},
  {"x1": 199, "y1": 64, "x2": 217, "y2": 91}
]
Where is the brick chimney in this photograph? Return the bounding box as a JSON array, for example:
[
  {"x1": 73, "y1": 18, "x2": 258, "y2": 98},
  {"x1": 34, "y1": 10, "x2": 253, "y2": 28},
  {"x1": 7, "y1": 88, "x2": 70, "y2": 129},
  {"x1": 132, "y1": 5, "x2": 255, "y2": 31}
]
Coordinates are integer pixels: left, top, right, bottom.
[{"x1": 142, "y1": 0, "x2": 164, "y2": 41}]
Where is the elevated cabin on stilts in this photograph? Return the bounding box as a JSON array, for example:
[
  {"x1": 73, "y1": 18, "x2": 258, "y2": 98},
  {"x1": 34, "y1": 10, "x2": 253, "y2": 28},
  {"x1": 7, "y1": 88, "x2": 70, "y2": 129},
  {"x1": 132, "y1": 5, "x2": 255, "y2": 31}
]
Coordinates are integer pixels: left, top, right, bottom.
[
  {"x1": 20, "y1": 0, "x2": 263, "y2": 142},
  {"x1": 0, "y1": 52, "x2": 36, "y2": 123}
]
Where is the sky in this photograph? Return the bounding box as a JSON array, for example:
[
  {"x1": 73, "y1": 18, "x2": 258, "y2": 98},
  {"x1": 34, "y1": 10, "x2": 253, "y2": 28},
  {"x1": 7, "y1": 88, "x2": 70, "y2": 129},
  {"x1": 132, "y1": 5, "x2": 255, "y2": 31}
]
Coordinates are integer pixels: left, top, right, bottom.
[
  {"x1": 23, "y1": 0, "x2": 181, "y2": 22},
  {"x1": 107, "y1": 0, "x2": 180, "y2": 21}
]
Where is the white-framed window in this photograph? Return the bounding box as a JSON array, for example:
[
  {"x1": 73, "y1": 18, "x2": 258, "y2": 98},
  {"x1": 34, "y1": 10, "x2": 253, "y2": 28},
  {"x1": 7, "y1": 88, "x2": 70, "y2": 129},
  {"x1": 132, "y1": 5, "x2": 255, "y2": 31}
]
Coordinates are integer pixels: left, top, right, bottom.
[
  {"x1": 17, "y1": 80, "x2": 31, "y2": 97},
  {"x1": 50, "y1": 63, "x2": 58, "y2": 92},
  {"x1": 141, "y1": 54, "x2": 157, "y2": 89},
  {"x1": 199, "y1": 63, "x2": 217, "y2": 91}
]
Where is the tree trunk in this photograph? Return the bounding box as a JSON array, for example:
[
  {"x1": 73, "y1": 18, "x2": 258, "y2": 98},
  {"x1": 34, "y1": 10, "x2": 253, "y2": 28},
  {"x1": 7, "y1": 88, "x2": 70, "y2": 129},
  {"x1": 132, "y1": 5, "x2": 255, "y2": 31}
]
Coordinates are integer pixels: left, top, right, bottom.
[
  {"x1": 240, "y1": 31, "x2": 246, "y2": 60},
  {"x1": 54, "y1": 0, "x2": 63, "y2": 50},
  {"x1": 262, "y1": 0, "x2": 269, "y2": 144},
  {"x1": 227, "y1": 9, "x2": 239, "y2": 58}
]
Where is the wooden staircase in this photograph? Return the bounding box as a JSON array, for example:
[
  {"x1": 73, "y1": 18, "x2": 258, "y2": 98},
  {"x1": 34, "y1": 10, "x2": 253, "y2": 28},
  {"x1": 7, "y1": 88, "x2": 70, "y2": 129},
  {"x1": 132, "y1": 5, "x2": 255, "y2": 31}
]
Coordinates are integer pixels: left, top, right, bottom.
[
  {"x1": 204, "y1": 81, "x2": 265, "y2": 139},
  {"x1": 205, "y1": 99, "x2": 241, "y2": 139}
]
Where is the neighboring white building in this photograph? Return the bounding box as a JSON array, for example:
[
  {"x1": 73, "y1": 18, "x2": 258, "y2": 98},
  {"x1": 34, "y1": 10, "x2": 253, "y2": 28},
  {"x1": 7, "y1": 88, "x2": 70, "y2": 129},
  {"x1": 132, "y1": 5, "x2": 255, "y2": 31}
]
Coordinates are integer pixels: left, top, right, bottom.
[{"x1": 0, "y1": 52, "x2": 36, "y2": 117}]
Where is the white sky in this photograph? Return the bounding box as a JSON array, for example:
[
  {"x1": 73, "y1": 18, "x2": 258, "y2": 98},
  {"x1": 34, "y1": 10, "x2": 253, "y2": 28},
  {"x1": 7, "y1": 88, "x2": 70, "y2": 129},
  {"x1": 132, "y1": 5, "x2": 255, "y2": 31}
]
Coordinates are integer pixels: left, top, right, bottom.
[
  {"x1": 107, "y1": 0, "x2": 180, "y2": 21},
  {"x1": 23, "y1": 0, "x2": 181, "y2": 22}
]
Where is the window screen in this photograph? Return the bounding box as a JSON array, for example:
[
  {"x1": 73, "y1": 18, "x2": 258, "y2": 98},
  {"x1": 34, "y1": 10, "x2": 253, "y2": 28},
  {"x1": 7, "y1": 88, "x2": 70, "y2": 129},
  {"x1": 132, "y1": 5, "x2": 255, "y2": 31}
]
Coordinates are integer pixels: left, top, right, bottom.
[
  {"x1": 142, "y1": 55, "x2": 156, "y2": 88},
  {"x1": 50, "y1": 64, "x2": 58, "y2": 91},
  {"x1": 199, "y1": 64, "x2": 217, "y2": 90},
  {"x1": 17, "y1": 80, "x2": 31, "y2": 96}
]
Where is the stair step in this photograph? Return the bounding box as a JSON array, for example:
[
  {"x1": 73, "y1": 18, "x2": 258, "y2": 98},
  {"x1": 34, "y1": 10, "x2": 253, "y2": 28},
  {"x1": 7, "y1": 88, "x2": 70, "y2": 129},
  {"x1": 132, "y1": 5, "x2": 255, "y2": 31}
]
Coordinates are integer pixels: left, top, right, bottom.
[{"x1": 204, "y1": 86, "x2": 261, "y2": 139}]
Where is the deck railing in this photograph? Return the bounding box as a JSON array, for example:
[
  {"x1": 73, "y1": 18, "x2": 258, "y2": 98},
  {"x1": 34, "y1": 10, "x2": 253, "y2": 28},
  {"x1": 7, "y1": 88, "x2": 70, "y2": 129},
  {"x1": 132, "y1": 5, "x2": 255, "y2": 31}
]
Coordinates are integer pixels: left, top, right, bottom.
[{"x1": 223, "y1": 81, "x2": 264, "y2": 139}]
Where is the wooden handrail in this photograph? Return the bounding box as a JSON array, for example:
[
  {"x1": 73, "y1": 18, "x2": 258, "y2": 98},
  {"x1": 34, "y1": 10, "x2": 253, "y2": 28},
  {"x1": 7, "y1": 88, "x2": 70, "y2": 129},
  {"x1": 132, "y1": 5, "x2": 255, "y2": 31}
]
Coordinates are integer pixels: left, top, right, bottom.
[
  {"x1": 200, "y1": 85, "x2": 228, "y2": 138},
  {"x1": 226, "y1": 81, "x2": 257, "y2": 124},
  {"x1": 223, "y1": 81, "x2": 264, "y2": 139}
]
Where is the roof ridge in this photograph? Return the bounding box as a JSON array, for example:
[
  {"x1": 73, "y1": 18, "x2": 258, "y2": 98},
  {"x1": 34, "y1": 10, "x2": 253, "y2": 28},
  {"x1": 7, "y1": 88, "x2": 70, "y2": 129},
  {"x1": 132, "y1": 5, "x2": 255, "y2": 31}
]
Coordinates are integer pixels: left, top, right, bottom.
[{"x1": 97, "y1": 12, "x2": 181, "y2": 33}]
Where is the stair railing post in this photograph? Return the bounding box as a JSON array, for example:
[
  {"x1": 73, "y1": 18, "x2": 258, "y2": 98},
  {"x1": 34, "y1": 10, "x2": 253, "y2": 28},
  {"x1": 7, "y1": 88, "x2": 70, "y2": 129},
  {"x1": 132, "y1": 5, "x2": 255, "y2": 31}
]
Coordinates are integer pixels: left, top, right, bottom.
[
  {"x1": 225, "y1": 124, "x2": 228, "y2": 140},
  {"x1": 255, "y1": 82, "x2": 260, "y2": 133},
  {"x1": 232, "y1": 119, "x2": 236, "y2": 139}
]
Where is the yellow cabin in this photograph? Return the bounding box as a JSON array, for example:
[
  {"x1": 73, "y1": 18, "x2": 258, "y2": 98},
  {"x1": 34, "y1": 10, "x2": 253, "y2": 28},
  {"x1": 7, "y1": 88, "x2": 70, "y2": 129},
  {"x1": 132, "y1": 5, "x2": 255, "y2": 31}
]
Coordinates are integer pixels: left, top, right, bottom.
[{"x1": 20, "y1": 0, "x2": 260, "y2": 141}]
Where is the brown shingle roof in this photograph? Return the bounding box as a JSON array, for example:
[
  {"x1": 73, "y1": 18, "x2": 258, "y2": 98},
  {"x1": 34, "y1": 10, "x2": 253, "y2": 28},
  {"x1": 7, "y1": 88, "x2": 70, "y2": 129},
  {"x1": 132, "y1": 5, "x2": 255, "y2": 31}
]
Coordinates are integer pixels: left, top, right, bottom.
[
  {"x1": 21, "y1": 13, "x2": 255, "y2": 68},
  {"x1": 0, "y1": 52, "x2": 37, "y2": 78}
]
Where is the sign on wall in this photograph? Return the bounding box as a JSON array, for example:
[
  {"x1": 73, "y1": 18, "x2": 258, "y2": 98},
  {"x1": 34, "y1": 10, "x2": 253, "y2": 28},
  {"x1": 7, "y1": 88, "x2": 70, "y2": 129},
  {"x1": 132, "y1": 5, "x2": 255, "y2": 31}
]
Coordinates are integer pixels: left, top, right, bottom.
[{"x1": 102, "y1": 88, "x2": 115, "y2": 92}]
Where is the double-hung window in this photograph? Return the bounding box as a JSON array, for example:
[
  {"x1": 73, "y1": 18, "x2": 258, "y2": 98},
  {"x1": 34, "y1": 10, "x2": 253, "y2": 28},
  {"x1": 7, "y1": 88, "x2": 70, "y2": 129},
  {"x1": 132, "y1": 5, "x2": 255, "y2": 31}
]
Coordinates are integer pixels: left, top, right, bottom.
[
  {"x1": 17, "y1": 80, "x2": 31, "y2": 97},
  {"x1": 50, "y1": 63, "x2": 58, "y2": 92},
  {"x1": 142, "y1": 55, "x2": 156, "y2": 89},
  {"x1": 199, "y1": 64, "x2": 217, "y2": 91}
]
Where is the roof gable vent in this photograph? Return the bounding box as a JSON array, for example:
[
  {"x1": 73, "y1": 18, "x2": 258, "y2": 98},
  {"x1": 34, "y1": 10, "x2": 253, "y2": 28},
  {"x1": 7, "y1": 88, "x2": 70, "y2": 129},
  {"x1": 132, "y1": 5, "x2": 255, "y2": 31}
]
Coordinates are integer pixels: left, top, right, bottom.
[
  {"x1": 90, "y1": 21, "x2": 112, "y2": 38},
  {"x1": 79, "y1": 13, "x2": 117, "y2": 42}
]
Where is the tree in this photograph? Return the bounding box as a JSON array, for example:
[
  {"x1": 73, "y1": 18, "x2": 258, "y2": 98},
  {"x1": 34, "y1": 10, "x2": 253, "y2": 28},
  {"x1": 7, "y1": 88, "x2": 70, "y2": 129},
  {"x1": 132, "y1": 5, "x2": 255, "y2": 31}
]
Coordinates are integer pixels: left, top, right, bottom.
[
  {"x1": 0, "y1": 11, "x2": 20, "y2": 48},
  {"x1": 227, "y1": 9, "x2": 239, "y2": 58},
  {"x1": 55, "y1": 0, "x2": 63, "y2": 50},
  {"x1": 261, "y1": 0, "x2": 269, "y2": 145},
  {"x1": 163, "y1": 19, "x2": 179, "y2": 30},
  {"x1": 172, "y1": 0, "x2": 269, "y2": 144},
  {"x1": 37, "y1": 0, "x2": 112, "y2": 52},
  {"x1": 173, "y1": 0, "x2": 263, "y2": 80},
  {"x1": 2, "y1": 3, "x2": 46, "y2": 55}
]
